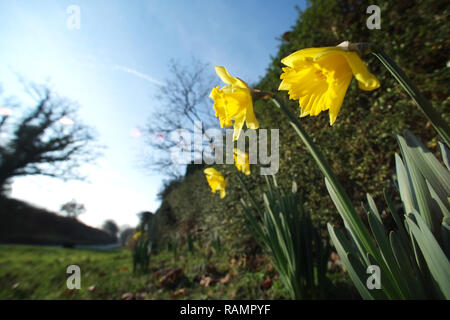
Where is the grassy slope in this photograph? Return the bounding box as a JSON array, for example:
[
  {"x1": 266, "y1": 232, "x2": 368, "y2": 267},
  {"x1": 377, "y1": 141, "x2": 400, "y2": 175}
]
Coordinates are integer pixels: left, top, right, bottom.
[{"x1": 0, "y1": 245, "x2": 294, "y2": 300}]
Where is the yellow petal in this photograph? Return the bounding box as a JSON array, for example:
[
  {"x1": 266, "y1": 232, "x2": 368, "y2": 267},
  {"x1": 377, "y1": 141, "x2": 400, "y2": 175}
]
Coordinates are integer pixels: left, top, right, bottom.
[
  {"x1": 245, "y1": 101, "x2": 259, "y2": 129},
  {"x1": 215, "y1": 66, "x2": 248, "y2": 89},
  {"x1": 300, "y1": 107, "x2": 310, "y2": 117},
  {"x1": 233, "y1": 148, "x2": 246, "y2": 164},
  {"x1": 209, "y1": 86, "x2": 217, "y2": 100},
  {"x1": 343, "y1": 52, "x2": 380, "y2": 91},
  {"x1": 281, "y1": 47, "x2": 335, "y2": 67},
  {"x1": 312, "y1": 47, "x2": 346, "y2": 62},
  {"x1": 328, "y1": 74, "x2": 352, "y2": 125},
  {"x1": 204, "y1": 167, "x2": 221, "y2": 176},
  {"x1": 233, "y1": 117, "x2": 245, "y2": 141}
]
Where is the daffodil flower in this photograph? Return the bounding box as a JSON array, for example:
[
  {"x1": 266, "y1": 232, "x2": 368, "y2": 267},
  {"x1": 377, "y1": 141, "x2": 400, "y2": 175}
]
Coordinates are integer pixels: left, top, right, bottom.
[
  {"x1": 210, "y1": 66, "x2": 259, "y2": 140},
  {"x1": 233, "y1": 148, "x2": 251, "y2": 175},
  {"x1": 204, "y1": 168, "x2": 227, "y2": 199},
  {"x1": 133, "y1": 231, "x2": 142, "y2": 240},
  {"x1": 278, "y1": 46, "x2": 380, "y2": 125}
]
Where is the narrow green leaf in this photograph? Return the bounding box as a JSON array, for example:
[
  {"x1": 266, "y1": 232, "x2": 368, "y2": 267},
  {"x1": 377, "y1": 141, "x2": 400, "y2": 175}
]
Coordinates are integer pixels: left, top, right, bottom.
[
  {"x1": 395, "y1": 153, "x2": 416, "y2": 215},
  {"x1": 403, "y1": 130, "x2": 450, "y2": 210},
  {"x1": 397, "y1": 133, "x2": 443, "y2": 233},
  {"x1": 439, "y1": 142, "x2": 450, "y2": 171},
  {"x1": 427, "y1": 180, "x2": 450, "y2": 218},
  {"x1": 367, "y1": 194, "x2": 382, "y2": 224},
  {"x1": 367, "y1": 211, "x2": 408, "y2": 299},
  {"x1": 406, "y1": 211, "x2": 450, "y2": 298},
  {"x1": 383, "y1": 188, "x2": 411, "y2": 251},
  {"x1": 372, "y1": 51, "x2": 450, "y2": 147},
  {"x1": 441, "y1": 216, "x2": 450, "y2": 259},
  {"x1": 327, "y1": 224, "x2": 376, "y2": 300},
  {"x1": 389, "y1": 231, "x2": 425, "y2": 298}
]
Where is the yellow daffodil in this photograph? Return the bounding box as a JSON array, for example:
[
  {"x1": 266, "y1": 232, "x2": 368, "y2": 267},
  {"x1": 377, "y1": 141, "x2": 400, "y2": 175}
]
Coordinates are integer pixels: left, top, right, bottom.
[
  {"x1": 210, "y1": 66, "x2": 259, "y2": 140},
  {"x1": 204, "y1": 168, "x2": 227, "y2": 199},
  {"x1": 233, "y1": 148, "x2": 251, "y2": 175},
  {"x1": 133, "y1": 231, "x2": 142, "y2": 240},
  {"x1": 278, "y1": 46, "x2": 380, "y2": 125}
]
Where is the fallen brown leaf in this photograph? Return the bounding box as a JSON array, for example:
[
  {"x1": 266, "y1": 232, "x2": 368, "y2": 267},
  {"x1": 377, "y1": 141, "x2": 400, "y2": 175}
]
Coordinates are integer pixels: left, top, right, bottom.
[
  {"x1": 171, "y1": 288, "x2": 186, "y2": 298},
  {"x1": 261, "y1": 276, "x2": 272, "y2": 290},
  {"x1": 152, "y1": 267, "x2": 173, "y2": 279},
  {"x1": 159, "y1": 268, "x2": 184, "y2": 287},
  {"x1": 136, "y1": 292, "x2": 147, "y2": 300},
  {"x1": 121, "y1": 292, "x2": 134, "y2": 300},
  {"x1": 200, "y1": 275, "x2": 213, "y2": 287},
  {"x1": 219, "y1": 273, "x2": 232, "y2": 284}
]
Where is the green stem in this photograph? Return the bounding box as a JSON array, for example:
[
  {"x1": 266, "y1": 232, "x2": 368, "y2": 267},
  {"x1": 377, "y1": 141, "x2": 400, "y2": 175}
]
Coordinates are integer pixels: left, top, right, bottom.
[
  {"x1": 268, "y1": 95, "x2": 406, "y2": 299},
  {"x1": 372, "y1": 50, "x2": 450, "y2": 147},
  {"x1": 269, "y1": 96, "x2": 375, "y2": 251}
]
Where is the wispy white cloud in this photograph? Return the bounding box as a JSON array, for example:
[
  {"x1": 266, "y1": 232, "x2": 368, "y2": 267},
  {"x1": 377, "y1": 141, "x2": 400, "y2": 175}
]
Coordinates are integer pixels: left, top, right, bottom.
[{"x1": 113, "y1": 65, "x2": 165, "y2": 86}]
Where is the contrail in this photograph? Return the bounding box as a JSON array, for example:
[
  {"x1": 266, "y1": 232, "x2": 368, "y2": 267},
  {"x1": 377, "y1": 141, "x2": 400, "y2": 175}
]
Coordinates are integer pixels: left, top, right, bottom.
[{"x1": 113, "y1": 65, "x2": 166, "y2": 86}]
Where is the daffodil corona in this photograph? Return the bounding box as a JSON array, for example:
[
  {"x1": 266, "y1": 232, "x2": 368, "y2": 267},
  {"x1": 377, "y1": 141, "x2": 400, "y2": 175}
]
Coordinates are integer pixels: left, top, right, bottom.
[
  {"x1": 210, "y1": 66, "x2": 259, "y2": 140},
  {"x1": 233, "y1": 148, "x2": 251, "y2": 175},
  {"x1": 204, "y1": 168, "x2": 227, "y2": 199},
  {"x1": 278, "y1": 46, "x2": 380, "y2": 125}
]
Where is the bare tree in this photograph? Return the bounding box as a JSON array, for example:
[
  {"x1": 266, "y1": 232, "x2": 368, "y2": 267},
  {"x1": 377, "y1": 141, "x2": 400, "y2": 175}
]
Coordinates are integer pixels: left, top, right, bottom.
[
  {"x1": 60, "y1": 199, "x2": 86, "y2": 219},
  {"x1": 0, "y1": 82, "x2": 101, "y2": 194},
  {"x1": 102, "y1": 219, "x2": 119, "y2": 239},
  {"x1": 142, "y1": 58, "x2": 219, "y2": 178},
  {"x1": 119, "y1": 227, "x2": 135, "y2": 246}
]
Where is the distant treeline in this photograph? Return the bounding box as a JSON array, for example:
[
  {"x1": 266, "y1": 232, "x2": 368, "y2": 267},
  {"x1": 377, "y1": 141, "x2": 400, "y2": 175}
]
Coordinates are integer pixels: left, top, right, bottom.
[{"x1": 0, "y1": 197, "x2": 115, "y2": 246}]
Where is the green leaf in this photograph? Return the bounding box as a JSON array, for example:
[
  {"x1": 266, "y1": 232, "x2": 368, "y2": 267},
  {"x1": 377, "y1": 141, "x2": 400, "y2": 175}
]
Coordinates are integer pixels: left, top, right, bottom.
[
  {"x1": 367, "y1": 210, "x2": 408, "y2": 299},
  {"x1": 326, "y1": 178, "x2": 371, "y2": 265},
  {"x1": 383, "y1": 189, "x2": 411, "y2": 251},
  {"x1": 441, "y1": 217, "x2": 450, "y2": 259},
  {"x1": 403, "y1": 130, "x2": 450, "y2": 211},
  {"x1": 395, "y1": 153, "x2": 416, "y2": 215},
  {"x1": 439, "y1": 141, "x2": 450, "y2": 171},
  {"x1": 397, "y1": 133, "x2": 443, "y2": 234},
  {"x1": 406, "y1": 211, "x2": 450, "y2": 298},
  {"x1": 327, "y1": 223, "x2": 376, "y2": 300},
  {"x1": 389, "y1": 231, "x2": 426, "y2": 298},
  {"x1": 367, "y1": 194, "x2": 382, "y2": 224},
  {"x1": 427, "y1": 180, "x2": 450, "y2": 218}
]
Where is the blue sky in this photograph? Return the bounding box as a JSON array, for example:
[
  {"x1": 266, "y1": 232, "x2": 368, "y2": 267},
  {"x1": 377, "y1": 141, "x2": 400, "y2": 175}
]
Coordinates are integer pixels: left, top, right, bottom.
[{"x1": 0, "y1": 0, "x2": 305, "y2": 228}]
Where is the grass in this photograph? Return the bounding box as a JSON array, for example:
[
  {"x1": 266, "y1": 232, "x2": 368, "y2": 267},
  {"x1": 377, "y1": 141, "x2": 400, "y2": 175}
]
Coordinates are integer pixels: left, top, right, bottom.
[
  {"x1": 0, "y1": 245, "x2": 289, "y2": 300},
  {"x1": 0, "y1": 245, "x2": 357, "y2": 300}
]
